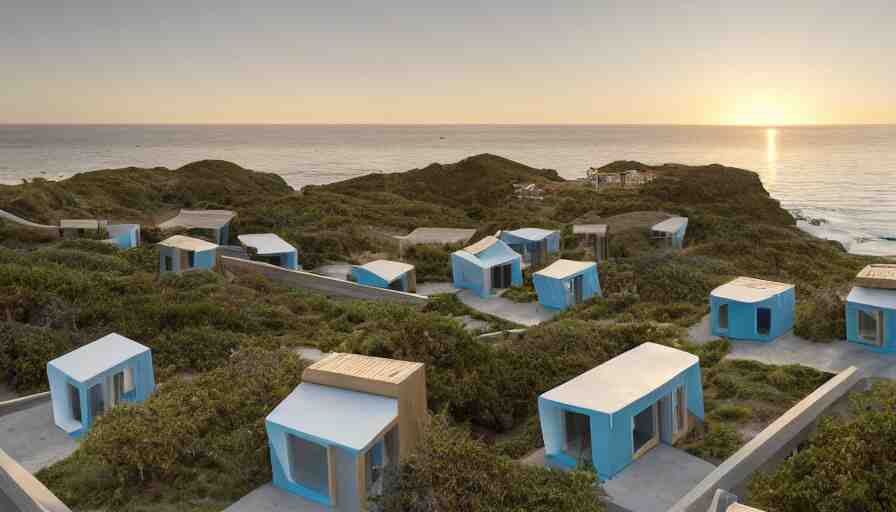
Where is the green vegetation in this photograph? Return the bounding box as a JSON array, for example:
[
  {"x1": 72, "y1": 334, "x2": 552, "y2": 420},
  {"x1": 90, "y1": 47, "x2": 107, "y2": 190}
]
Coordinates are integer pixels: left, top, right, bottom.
[
  {"x1": 679, "y1": 354, "x2": 832, "y2": 462},
  {"x1": 0, "y1": 154, "x2": 886, "y2": 511},
  {"x1": 747, "y1": 380, "x2": 896, "y2": 512},
  {"x1": 373, "y1": 414, "x2": 605, "y2": 512}
]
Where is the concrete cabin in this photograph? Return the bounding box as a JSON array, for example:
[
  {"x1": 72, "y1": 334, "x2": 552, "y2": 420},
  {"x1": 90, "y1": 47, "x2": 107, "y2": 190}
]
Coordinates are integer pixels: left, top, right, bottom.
[
  {"x1": 47, "y1": 333, "x2": 155, "y2": 438},
  {"x1": 651, "y1": 216, "x2": 689, "y2": 250},
  {"x1": 59, "y1": 219, "x2": 106, "y2": 239},
  {"x1": 351, "y1": 260, "x2": 416, "y2": 293},
  {"x1": 498, "y1": 228, "x2": 560, "y2": 268},
  {"x1": 573, "y1": 224, "x2": 610, "y2": 261},
  {"x1": 266, "y1": 353, "x2": 426, "y2": 512},
  {"x1": 106, "y1": 223, "x2": 140, "y2": 249},
  {"x1": 451, "y1": 236, "x2": 523, "y2": 298},
  {"x1": 538, "y1": 343, "x2": 704, "y2": 480},
  {"x1": 847, "y1": 264, "x2": 896, "y2": 352},
  {"x1": 158, "y1": 209, "x2": 235, "y2": 245},
  {"x1": 238, "y1": 233, "x2": 299, "y2": 269},
  {"x1": 158, "y1": 235, "x2": 218, "y2": 273},
  {"x1": 532, "y1": 259, "x2": 600, "y2": 310},
  {"x1": 710, "y1": 277, "x2": 796, "y2": 342}
]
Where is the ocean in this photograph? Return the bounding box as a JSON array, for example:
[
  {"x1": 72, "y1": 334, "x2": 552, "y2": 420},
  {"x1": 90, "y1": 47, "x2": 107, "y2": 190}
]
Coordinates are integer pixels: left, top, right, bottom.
[{"x1": 1, "y1": 124, "x2": 894, "y2": 256}]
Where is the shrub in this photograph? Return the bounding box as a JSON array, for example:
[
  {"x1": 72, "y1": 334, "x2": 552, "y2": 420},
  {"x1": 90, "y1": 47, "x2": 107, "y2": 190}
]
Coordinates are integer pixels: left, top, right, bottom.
[
  {"x1": 794, "y1": 287, "x2": 847, "y2": 342},
  {"x1": 372, "y1": 414, "x2": 605, "y2": 512}
]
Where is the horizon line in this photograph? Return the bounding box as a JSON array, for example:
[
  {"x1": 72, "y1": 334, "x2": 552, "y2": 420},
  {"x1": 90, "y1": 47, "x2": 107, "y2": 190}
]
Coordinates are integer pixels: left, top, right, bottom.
[{"x1": 2, "y1": 122, "x2": 895, "y2": 128}]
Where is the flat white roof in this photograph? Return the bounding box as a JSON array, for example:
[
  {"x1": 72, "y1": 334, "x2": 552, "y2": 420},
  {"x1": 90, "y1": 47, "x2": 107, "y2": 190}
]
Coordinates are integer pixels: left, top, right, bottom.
[
  {"x1": 357, "y1": 259, "x2": 414, "y2": 283},
  {"x1": 504, "y1": 227, "x2": 557, "y2": 241},
  {"x1": 848, "y1": 286, "x2": 896, "y2": 309},
  {"x1": 60, "y1": 219, "x2": 101, "y2": 230},
  {"x1": 158, "y1": 235, "x2": 218, "y2": 252},
  {"x1": 267, "y1": 383, "x2": 398, "y2": 452},
  {"x1": 395, "y1": 227, "x2": 477, "y2": 245},
  {"x1": 49, "y1": 333, "x2": 149, "y2": 383},
  {"x1": 573, "y1": 224, "x2": 608, "y2": 236},
  {"x1": 711, "y1": 277, "x2": 794, "y2": 303},
  {"x1": 237, "y1": 233, "x2": 296, "y2": 255},
  {"x1": 535, "y1": 259, "x2": 596, "y2": 279},
  {"x1": 540, "y1": 342, "x2": 698, "y2": 414},
  {"x1": 651, "y1": 216, "x2": 688, "y2": 233},
  {"x1": 158, "y1": 209, "x2": 235, "y2": 230},
  {"x1": 463, "y1": 235, "x2": 500, "y2": 255}
]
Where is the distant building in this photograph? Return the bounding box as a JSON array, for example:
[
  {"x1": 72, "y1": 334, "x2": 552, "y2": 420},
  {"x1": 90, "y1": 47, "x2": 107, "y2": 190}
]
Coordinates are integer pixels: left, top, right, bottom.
[
  {"x1": 498, "y1": 228, "x2": 561, "y2": 268},
  {"x1": 351, "y1": 260, "x2": 416, "y2": 293},
  {"x1": 451, "y1": 236, "x2": 523, "y2": 298},
  {"x1": 586, "y1": 168, "x2": 656, "y2": 191},
  {"x1": 572, "y1": 224, "x2": 610, "y2": 261},
  {"x1": 158, "y1": 235, "x2": 218, "y2": 273},
  {"x1": 237, "y1": 233, "x2": 299, "y2": 269},
  {"x1": 651, "y1": 216, "x2": 689, "y2": 250},
  {"x1": 106, "y1": 223, "x2": 141, "y2": 249},
  {"x1": 533, "y1": 259, "x2": 601, "y2": 310},
  {"x1": 512, "y1": 183, "x2": 545, "y2": 201},
  {"x1": 710, "y1": 277, "x2": 796, "y2": 342},
  {"x1": 846, "y1": 264, "x2": 896, "y2": 352},
  {"x1": 59, "y1": 219, "x2": 107, "y2": 240},
  {"x1": 158, "y1": 209, "x2": 235, "y2": 245},
  {"x1": 266, "y1": 353, "x2": 427, "y2": 511},
  {"x1": 47, "y1": 333, "x2": 155, "y2": 437},
  {"x1": 538, "y1": 343, "x2": 703, "y2": 480}
]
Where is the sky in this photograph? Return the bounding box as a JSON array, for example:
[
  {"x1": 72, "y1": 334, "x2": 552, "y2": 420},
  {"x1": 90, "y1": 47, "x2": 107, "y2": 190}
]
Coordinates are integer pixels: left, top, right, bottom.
[{"x1": 2, "y1": 1, "x2": 894, "y2": 125}]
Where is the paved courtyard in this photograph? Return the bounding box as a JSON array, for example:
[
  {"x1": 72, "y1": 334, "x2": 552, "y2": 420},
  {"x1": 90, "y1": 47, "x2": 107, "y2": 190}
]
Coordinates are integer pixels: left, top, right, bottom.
[
  {"x1": 601, "y1": 444, "x2": 716, "y2": 512},
  {"x1": 416, "y1": 281, "x2": 458, "y2": 296},
  {"x1": 224, "y1": 483, "x2": 331, "y2": 512},
  {"x1": 313, "y1": 263, "x2": 352, "y2": 280},
  {"x1": 689, "y1": 314, "x2": 896, "y2": 379},
  {"x1": 522, "y1": 444, "x2": 715, "y2": 512},
  {"x1": 456, "y1": 289, "x2": 558, "y2": 327},
  {"x1": 0, "y1": 400, "x2": 78, "y2": 473}
]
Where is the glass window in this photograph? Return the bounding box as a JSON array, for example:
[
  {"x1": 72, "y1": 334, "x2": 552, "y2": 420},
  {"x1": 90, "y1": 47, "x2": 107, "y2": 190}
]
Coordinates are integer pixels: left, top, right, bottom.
[
  {"x1": 858, "y1": 310, "x2": 882, "y2": 345},
  {"x1": 674, "y1": 385, "x2": 686, "y2": 433},
  {"x1": 68, "y1": 384, "x2": 81, "y2": 422},
  {"x1": 287, "y1": 434, "x2": 329, "y2": 497}
]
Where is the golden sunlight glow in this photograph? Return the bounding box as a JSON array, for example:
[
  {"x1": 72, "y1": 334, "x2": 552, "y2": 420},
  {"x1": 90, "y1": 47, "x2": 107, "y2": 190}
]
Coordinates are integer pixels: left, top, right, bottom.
[{"x1": 724, "y1": 92, "x2": 816, "y2": 126}]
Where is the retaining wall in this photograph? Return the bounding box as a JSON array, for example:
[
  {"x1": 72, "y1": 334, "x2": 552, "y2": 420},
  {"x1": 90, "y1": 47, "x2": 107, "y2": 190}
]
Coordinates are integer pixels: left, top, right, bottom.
[
  {"x1": 221, "y1": 256, "x2": 428, "y2": 305},
  {"x1": 668, "y1": 366, "x2": 864, "y2": 512}
]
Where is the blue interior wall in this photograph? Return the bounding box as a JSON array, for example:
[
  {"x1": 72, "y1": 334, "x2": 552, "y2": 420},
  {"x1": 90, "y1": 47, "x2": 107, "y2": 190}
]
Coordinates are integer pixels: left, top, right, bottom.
[
  {"x1": 846, "y1": 301, "x2": 896, "y2": 352},
  {"x1": 194, "y1": 249, "x2": 216, "y2": 269},
  {"x1": 352, "y1": 266, "x2": 391, "y2": 289},
  {"x1": 532, "y1": 265, "x2": 601, "y2": 310},
  {"x1": 283, "y1": 251, "x2": 300, "y2": 270},
  {"x1": 710, "y1": 288, "x2": 795, "y2": 342},
  {"x1": 671, "y1": 222, "x2": 688, "y2": 249},
  {"x1": 452, "y1": 252, "x2": 486, "y2": 296},
  {"x1": 539, "y1": 363, "x2": 703, "y2": 480}
]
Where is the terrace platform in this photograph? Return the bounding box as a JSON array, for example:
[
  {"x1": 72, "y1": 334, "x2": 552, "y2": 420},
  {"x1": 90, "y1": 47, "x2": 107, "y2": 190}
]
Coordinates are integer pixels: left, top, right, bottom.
[
  {"x1": 0, "y1": 400, "x2": 77, "y2": 473},
  {"x1": 224, "y1": 483, "x2": 336, "y2": 512},
  {"x1": 456, "y1": 289, "x2": 557, "y2": 327},
  {"x1": 689, "y1": 314, "x2": 896, "y2": 379}
]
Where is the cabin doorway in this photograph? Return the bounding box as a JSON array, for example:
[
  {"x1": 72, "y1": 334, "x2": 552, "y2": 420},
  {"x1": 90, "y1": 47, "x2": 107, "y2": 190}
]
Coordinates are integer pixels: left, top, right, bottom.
[
  {"x1": 718, "y1": 304, "x2": 729, "y2": 331},
  {"x1": 491, "y1": 264, "x2": 512, "y2": 290},
  {"x1": 632, "y1": 403, "x2": 659, "y2": 459},
  {"x1": 68, "y1": 384, "x2": 82, "y2": 422},
  {"x1": 564, "y1": 411, "x2": 592, "y2": 464},
  {"x1": 388, "y1": 278, "x2": 404, "y2": 292},
  {"x1": 88, "y1": 383, "x2": 105, "y2": 419},
  {"x1": 757, "y1": 308, "x2": 772, "y2": 336}
]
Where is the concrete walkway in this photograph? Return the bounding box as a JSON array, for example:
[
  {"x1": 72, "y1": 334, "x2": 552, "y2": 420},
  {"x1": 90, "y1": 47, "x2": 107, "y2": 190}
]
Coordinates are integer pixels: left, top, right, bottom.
[
  {"x1": 312, "y1": 263, "x2": 352, "y2": 280},
  {"x1": 602, "y1": 444, "x2": 716, "y2": 512},
  {"x1": 521, "y1": 444, "x2": 714, "y2": 512},
  {"x1": 456, "y1": 289, "x2": 557, "y2": 327},
  {"x1": 0, "y1": 401, "x2": 77, "y2": 473},
  {"x1": 224, "y1": 483, "x2": 330, "y2": 512},
  {"x1": 416, "y1": 281, "x2": 458, "y2": 296},
  {"x1": 689, "y1": 314, "x2": 896, "y2": 379},
  {"x1": 0, "y1": 208, "x2": 59, "y2": 232}
]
